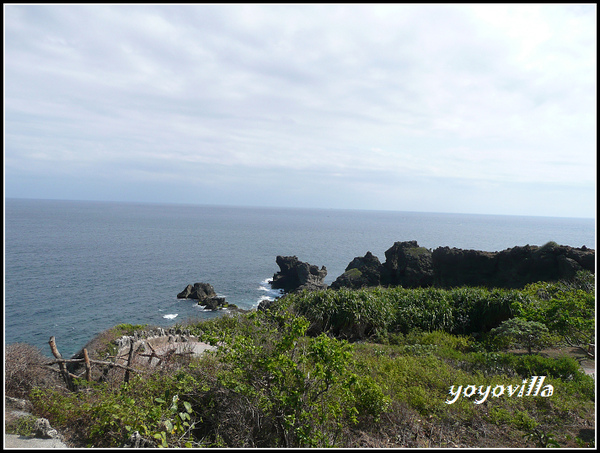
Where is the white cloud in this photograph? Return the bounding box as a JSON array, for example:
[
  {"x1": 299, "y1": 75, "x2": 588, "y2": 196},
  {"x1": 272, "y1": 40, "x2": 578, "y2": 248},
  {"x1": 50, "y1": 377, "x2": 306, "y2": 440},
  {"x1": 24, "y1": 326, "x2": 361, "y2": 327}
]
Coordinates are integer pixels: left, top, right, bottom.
[{"x1": 4, "y1": 4, "x2": 596, "y2": 217}]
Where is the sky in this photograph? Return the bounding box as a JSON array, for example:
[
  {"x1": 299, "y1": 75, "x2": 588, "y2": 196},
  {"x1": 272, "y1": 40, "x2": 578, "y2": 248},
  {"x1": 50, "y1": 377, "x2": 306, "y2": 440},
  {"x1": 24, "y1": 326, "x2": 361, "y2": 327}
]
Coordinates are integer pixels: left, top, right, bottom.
[{"x1": 4, "y1": 4, "x2": 597, "y2": 218}]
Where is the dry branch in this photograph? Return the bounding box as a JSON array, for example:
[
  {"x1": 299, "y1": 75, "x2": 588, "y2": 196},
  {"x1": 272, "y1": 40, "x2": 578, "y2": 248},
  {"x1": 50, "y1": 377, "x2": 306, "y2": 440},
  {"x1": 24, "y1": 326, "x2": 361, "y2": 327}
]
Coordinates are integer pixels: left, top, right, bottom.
[
  {"x1": 44, "y1": 357, "x2": 144, "y2": 374},
  {"x1": 49, "y1": 336, "x2": 74, "y2": 391}
]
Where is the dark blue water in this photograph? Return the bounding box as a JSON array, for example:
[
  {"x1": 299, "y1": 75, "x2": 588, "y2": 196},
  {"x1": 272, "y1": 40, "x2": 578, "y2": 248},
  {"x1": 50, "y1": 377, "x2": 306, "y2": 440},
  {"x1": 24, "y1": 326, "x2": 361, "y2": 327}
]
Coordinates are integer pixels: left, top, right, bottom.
[{"x1": 4, "y1": 198, "x2": 595, "y2": 357}]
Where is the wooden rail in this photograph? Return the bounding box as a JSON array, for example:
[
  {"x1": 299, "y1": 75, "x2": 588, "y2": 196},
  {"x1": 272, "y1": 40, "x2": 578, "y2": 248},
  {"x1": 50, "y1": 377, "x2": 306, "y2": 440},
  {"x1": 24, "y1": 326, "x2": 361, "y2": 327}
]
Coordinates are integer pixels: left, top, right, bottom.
[
  {"x1": 46, "y1": 336, "x2": 196, "y2": 391},
  {"x1": 46, "y1": 336, "x2": 144, "y2": 391}
]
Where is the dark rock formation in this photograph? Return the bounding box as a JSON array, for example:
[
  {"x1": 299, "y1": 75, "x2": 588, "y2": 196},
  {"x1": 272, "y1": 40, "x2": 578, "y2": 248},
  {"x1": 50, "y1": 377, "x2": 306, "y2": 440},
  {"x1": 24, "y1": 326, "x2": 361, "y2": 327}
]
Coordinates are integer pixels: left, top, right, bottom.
[
  {"x1": 177, "y1": 282, "x2": 217, "y2": 300},
  {"x1": 332, "y1": 240, "x2": 595, "y2": 290},
  {"x1": 331, "y1": 251, "x2": 384, "y2": 289},
  {"x1": 383, "y1": 241, "x2": 435, "y2": 288},
  {"x1": 177, "y1": 282, "x2": 229, "y2": 310},
  {"x1": 433, "y1": 242, "x2": 595, "y2": 288},
  {"x1": 432, "y1": 247, "x2": 497, "y2": 287},
  {"x1": 271, "y1": 255, "x2": 328, "y2": 293}
]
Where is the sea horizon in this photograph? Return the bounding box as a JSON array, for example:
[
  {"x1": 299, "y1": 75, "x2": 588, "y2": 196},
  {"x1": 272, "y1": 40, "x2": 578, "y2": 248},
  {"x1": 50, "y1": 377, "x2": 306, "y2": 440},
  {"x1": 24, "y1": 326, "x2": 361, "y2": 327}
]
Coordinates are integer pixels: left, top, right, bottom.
[{"x1": 5, "y1": 196, "x2": 596, "y2": 222}]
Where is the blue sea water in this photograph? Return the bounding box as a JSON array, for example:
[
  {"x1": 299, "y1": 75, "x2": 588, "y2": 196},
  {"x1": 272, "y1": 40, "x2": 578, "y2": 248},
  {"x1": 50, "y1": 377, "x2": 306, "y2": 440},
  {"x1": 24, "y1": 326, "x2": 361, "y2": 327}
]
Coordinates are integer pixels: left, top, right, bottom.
[{"x1": 4, "y1": 198, "x2": 596, "y2": 358}]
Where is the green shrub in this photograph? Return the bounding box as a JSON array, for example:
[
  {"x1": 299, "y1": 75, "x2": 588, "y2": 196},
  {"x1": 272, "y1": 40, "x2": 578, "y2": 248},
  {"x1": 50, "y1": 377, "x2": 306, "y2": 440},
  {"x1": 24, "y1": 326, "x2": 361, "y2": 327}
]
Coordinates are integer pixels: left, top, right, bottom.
[
  {"x1": 509, "y1": 354, "x2": 585, "y2": 381},
  {"x1": 208, "y1": 309, "x2": 390, "y2": 447},
  {"x1": 5, "y1": 414, "x2": 38, "y2": 436},
  {"x1": 21, "y1": 280, "x2": 595, "y2": 449},
  {"x1": 449, "y1": 287, "x2": 519, "y2": 334},
  {"x1": 518, "y1": 278, "x2": 595, "y2": 349},
  {"x1": 393, "y1": 288, "x2": 454, "y2": 334},
  {"x1": 462, "y1": 351, "x2": 585, "y2": 381},
  {"x1": 286, "y1": 288, "x2": 396, "y2": 340},
  {"x1": 490, "y1": 318, "x2": 554, "y2": 354},
  {"x1": 286, "y1": 286, "x2": 522, "y2": 340}
]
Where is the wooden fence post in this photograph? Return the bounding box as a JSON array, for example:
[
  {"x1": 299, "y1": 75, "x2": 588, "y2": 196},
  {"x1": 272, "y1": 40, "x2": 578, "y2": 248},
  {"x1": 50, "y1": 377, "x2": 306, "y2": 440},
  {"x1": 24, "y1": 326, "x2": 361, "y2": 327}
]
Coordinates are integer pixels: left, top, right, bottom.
[
  {"x1": 83, "y1": 348, "x2": 92, "y2": 382},
  {"x1": 49, "y1": 336, "x2": 74, "y2": 391},
  {"x1": 124, "y1": 342, "x2": 135, "y2": 383}
]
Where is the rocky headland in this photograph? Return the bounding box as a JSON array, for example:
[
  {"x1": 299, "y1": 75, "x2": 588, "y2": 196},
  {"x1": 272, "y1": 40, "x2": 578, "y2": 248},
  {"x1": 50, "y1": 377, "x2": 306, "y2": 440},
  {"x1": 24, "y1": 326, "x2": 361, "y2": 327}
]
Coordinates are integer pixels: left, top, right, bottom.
[
  {"x1": 270, "y1": 255, "x2": 328, "y2": 293},
  {"x1": 333, "y1": 240, "x2": 594, "y2": 290},
  {"x1": 175, "y1": 241, "x2": 594, "y2": 308},
  {"x1": 272, "y1": 241, "x2": 594, "y2": 293}
]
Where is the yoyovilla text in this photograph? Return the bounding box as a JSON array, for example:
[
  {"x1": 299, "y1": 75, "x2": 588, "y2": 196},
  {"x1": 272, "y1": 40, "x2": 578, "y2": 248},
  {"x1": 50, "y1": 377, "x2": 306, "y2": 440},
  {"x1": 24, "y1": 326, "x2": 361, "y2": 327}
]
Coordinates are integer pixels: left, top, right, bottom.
[{"x1": 446, "y1": 376, "x2": 554, "y2": 405}]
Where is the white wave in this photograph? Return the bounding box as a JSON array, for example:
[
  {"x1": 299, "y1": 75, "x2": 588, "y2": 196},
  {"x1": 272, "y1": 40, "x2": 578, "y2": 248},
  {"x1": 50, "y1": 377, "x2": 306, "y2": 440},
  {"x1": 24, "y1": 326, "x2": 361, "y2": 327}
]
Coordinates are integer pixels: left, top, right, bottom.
[
  {"x1": 257, "y1": 277, "x2": 283, "y2": 296},
  {"x1": 254, "y1": 277, "x2": 285, "y2": 307},
  {"x1": 163, "y1": 314, "x2": 178, "y2": 319},
  {"x1": 258, "y1": 295, "x2": 273, "y2": 302},
  {"x1": 257, "y1": 278, "x2": 274, "y2": 291}
]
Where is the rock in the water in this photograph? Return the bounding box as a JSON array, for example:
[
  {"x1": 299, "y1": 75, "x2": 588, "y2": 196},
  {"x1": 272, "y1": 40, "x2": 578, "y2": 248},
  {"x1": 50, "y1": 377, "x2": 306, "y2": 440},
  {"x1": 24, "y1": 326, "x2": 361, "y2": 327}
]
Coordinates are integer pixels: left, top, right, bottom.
[
  {"x1": 202, "y1": 296, "x2": 227, "y2": 310},
  {"x1": 177, "y1": 282, "x2": 217, "y2": 300},
  {"x1": 177, "y1": 282, "x2": 228, "y2": 310},
  {"x1": 271, "y1": 256, "x2": 328, "y2": 293}
]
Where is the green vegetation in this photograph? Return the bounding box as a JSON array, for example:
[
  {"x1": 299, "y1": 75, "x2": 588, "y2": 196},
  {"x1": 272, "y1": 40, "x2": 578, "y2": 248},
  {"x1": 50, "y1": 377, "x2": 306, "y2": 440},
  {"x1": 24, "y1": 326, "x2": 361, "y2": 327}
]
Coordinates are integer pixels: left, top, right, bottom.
[
  {"x1": 516, "y1": 277, "x2": 595, "y2": 350},
  {"x1": 5, "y1": 414, "x2": 38, "y2": 437},
  {"x1": 404, "y1": 245, "x2": 431, "y2": 258},
  {"x1": 490, "y1": 318, "x2": 554, "y2": 354},
  {"x1": 5, "y1": 271, "x2": 595, "y2": 448},
  {"x1": 287, "y1": 285, "x2": 520, "y2": 339}
]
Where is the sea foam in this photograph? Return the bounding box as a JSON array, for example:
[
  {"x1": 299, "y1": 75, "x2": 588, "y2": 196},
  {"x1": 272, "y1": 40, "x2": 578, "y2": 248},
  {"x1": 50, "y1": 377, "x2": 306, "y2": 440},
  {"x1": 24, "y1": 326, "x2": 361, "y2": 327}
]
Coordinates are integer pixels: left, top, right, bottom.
[{"x1": 256, "y1": 277, "x2": 284, "y2": 305}]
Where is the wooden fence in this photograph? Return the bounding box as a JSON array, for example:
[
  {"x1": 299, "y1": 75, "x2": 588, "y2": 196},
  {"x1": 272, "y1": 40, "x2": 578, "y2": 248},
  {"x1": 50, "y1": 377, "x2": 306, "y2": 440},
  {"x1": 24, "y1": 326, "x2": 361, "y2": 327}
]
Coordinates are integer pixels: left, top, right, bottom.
[{"x1": 45, "y1": 336, "x2": 192, "y2": 391}]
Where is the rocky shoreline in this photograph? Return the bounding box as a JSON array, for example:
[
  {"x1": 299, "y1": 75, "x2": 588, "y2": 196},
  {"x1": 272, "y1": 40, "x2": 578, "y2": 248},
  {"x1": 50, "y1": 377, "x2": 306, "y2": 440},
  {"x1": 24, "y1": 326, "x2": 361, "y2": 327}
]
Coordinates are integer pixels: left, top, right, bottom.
[
  {"x1": 266, "y1": 240, "x2": 595, "y2": 294},
  {"x1": 175, "y1": 240, "x2": 594, "y2": 311}
]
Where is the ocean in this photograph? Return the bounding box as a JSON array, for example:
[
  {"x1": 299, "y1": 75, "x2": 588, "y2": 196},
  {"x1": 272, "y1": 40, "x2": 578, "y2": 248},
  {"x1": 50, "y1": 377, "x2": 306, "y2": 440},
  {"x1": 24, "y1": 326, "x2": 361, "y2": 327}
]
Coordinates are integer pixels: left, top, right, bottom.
[{"x1": 4, "y1": 198, "x2": 596, "y2": 358}]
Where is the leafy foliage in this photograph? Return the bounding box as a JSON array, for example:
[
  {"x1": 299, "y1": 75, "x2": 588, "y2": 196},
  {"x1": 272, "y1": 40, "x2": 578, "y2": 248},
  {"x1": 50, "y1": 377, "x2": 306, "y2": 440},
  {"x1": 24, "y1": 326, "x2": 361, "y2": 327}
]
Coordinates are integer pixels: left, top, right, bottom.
[
  {"x1": 282, "y1": 285, "x2": 520, "y2": 339},
  {"x1": 206, "y1": 309, "x2": 390, "y2": 447},
  {"x1": 490, "y1": 318, "x2": 553, "y2": 354},
  {"x1": 515, "y1": 271, "x2": 595, "y2": 349}
]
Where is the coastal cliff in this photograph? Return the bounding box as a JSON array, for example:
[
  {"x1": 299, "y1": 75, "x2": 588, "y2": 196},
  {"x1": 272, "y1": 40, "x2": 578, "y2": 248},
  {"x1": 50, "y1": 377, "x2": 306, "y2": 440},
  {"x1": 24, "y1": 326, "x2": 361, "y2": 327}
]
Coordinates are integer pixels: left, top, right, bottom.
[{"x1": 332, "y1": 240, "x2": 594, "y2": 290}]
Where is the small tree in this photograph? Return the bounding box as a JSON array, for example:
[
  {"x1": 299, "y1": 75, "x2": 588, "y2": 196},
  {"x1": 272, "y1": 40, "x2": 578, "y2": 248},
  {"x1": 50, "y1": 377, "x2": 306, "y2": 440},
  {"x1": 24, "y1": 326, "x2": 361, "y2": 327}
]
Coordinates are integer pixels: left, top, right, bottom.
[{"x1": 490, "y1": 318, "x2": 553, "y2": 354}]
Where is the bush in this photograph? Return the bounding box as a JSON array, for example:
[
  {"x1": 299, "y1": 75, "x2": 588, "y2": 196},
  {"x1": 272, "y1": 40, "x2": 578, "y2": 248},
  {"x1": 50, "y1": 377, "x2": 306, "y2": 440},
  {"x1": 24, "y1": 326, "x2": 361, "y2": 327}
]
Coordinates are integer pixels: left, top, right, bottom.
[
  {"x1": 393, "y1": 288, "x2": 454, "y2": 334},
  {"x1": 509, "y1": 354, "x2": 585, "y2": 381},
  {"x1": 490, "y1": 318, "x2": 554, "y2": 354},
  {"x1": 286, "y1": 288, "x2": 396, "y2": 340},
  {"x1": 20, "y1": 280, "x2": 596, "y2": 448},
  {"x1": 518, "y1": 278, "x2": 595, "y2": 349},
  {"x1": 284, "y1": 286, "x2": 519, "y2": 340},
  {"x1": 5, "y1": 343, "x2": 61, "y2": 398},
  {"x1": 204, "y1": 309, "x2": 390, "y2": 447},
  {"x1": 449, "y1": 287, "x2": 519, "y2": 334},
  {"x1": 463, "y1": 351, "x2": 586, "y2": 381}
]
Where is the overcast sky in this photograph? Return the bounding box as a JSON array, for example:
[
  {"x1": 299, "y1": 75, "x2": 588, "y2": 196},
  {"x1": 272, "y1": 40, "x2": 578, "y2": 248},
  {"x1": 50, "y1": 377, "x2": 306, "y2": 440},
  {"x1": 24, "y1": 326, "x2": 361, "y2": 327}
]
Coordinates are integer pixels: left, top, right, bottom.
[{"x1": 4, "y1": 4, "x2": 597, "y2": 218}]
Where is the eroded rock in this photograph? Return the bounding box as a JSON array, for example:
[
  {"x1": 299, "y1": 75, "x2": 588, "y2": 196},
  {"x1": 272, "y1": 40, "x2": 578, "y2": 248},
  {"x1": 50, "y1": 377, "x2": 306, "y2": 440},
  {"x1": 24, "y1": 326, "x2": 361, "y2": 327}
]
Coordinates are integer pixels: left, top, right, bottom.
[{"x1": 271, "y1": 256, "x2": 328, "y2": 293}]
